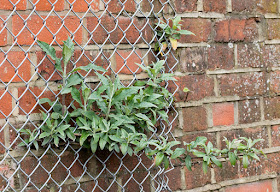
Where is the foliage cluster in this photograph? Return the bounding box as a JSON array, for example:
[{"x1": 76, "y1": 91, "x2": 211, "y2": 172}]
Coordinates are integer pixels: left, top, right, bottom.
[{"x1": 18, "y1": 17, "x2": 265, "y2": 173}]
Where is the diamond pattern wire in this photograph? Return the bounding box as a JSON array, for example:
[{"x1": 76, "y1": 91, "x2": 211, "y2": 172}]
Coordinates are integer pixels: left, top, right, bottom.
[{"x1": 0, "y1": 0, "x2": 179, "y2": 191}]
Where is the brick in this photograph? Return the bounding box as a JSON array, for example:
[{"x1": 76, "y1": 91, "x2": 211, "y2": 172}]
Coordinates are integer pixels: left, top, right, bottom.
[
  {"x1": 214, "y1": 161, "x2": 239, "y2": 182},
  {"x1": 18, "y1": 87, "x2": 57, "y2": 115},
  {"x1": 179, "y1": 47, "x2": 207, "y2": 72},
  {"x1": 141, "y1": 0, "x2": 169, "y2": 13},
  {"x1": 87, "y1": 16, "x2": 144, "y2": 44},
  {"x1": 68, "y1": 0, "x2": 99, "y2": 12},
  {"x1": 237, "y1": 44, "x2": 264, "y2": 68},
  {"x1": 0, "y1": 16, "x2": 7, "y2": 46},
  {"x1": 267, "y1": 19, "x2": 280, "y2": 40},
  {"x1": 13, "y1": 15, "x2": 82, "y2": 45},
  {"x1": 220, "y1": 127, "x2": 269, "y2": 149},
  {"x1": 271, "y1": 125, "x2": 280, "y2": 147},
  {"x1": 165, "y1": 167, "x2": 182, "y2": 191},
  {"x1": 123, "y1": 169, "x2": 151, "y2": 192},
  {"x1": 232, "y1": 0, "x2": 256, "y2": 12},
  {"x1": 208, "y1": 44, "x2": 234, "y2": 70},
  {"x1": 214, "y1": 19, "x2": 258, "y2": 42},
  {"x1": 0, "y1": 90, "x2": 13, "y2": 119},
  {"x1": 174, "y1": 0, "x2": 197, "y2": 13},
  {"x1": 213, "y1": 102, "x2": 234, "y2": 126},
  {"x1": 172, "y1": 75, "x2": 214, "y2": 101},
  {"x1": 256, "y1": 0, "x2": 278, "y2": 13},
  {"x1": 181, "y1": 132, "x2": 216, "y2": 147},
  {"x1": 0, "y1": 128, "x2": 4, "y2": 154},
  {"x1": 184, "y1": 163, "x2": 211, "y2": 189},
  {"x1": 0, "y1": 51, "x2": 31, "y2": 82},
  {"x1": 106, "y1": 0, "x2": 135, "y2": 13},
  {"x1": 239, "y1": 99, "x2": 261, "y2": 124},
  {"x1": 0, "y1": 0, "x2": 26, "y2": 10},
  {"x1": 179, "y1": 18, "x2": 211, "y2": 43},
  {"x1": 264, "y1": 97, "x2": 280, "y2": 120},
  {"x1": 204, "y1": 0, "x2": 226, "y2": 13},
  {"x1": 33, "y1": 0, "x2": 64, "y2": 11},
  {"x1": 269, "y1": 71, "x2": 280, "y2": 95},
  {"x1": 218, "y1": 72, "x2": 266, "y2": 97},
  {"x1": 225, "y1": 180, "x2": 273, "y2": 192},
  {"x1": 263, "y1": 45, "x2": 280, "y2": 67},
  {"x1": 182, "y1": 106, "x2": 208, "y2": 132},
  {"x1": 115, "y1": 50, "x2": 142, "y2": 74},
  {"x1": 0, "y1": 164, "x2": 15, "y2": 190}
]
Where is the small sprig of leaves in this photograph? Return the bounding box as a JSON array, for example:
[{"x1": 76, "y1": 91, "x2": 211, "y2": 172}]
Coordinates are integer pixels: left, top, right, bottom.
[{"x1": 155, "y1": 16, "x2": 195, "y2": 54}]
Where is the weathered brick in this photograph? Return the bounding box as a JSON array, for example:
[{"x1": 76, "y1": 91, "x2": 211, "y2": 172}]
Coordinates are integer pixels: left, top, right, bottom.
[
  {"x1": 33, "y1": 0, "x2": 64, "y2": 11},
  {"x1": 179, "y1": 18, "x2": 211, "y2": 43},
  {"x1": 271, "y1": 125, "x2": 280, "y2": 147},
  {"x1": 174, "y1": 0, "x2": 197, "y2": 13},
  {"x1": 256, "y1": 0, "x2": 278, "y2": 13},
  {"x1": 182, "y1": 106, "x2": 208, "y2": 132},
  {"x1": 214, "y1": 161, "x2": 239, "y2": 182},
  {"x1": 184, "y1": 163, "x2": 211, "y2": 189},
  {"x1": 237, "y1": 44, "x2": 264, "y2": 68},
  {"x1": 0, "y1": 16, "x2": 7, "y2": 46},
  {"x1": 18, "y1": 87, "x2": 57, "y2": 115},
  {"x1": 115, "y1": 50, "x2": 142, "y2": 74},
  {"x1": 0, "y1": 90, "x2": 13, "y2": 119},
  {"x1": 232, "y1": 0, "x2": 256, "y2": 12},
  {"x1": 203, "y1": 0, "x2": 226, "y2": 13},
  {"x1": 87, "y1": 16, "x2": 144, "y2": 44},
  {"x1": 264, "y1": 97, "x2": 280, "y2": 120},
  {"x1": 68, "y1": 0, "x2": 99, "y2": 12},
  {"x1": 172, "y1": 75, "x2": 214, "y2": 101},
  {"x1": 0, "y1": 164, "x2": 15, "y2": 190},
  {"x1": 123, "y1": 169, "x2": 151, "y2": 192},
  {"x1": 179, "y1": 47, "x2": 207, "y2": 72},
  {"x1": 263, "y1": 45, "x2": 280, "y2": 67},
  {"x1": 141, "y1": 0, "x2": 169, "y2": 13},
  {"x1": 13, "y1": 15, "x2": 83, "y2": 45},
  {"x1": 218, "y1": 72, "x2": 266, "y2": 97},
  {"x1": 208, "y1": 44, "x2": 234, "y2": 70},
  {"x1": 220, "y1": 127, "x2": 269, "y2": 149},
  {"x1": 267, "y1": 19, "x2": 280, "y2": 40},
  {"x1": 225, "y1": 180, "x2": 273, "y2": 192},
  {"x1": 214, "y1": 19, "x2": 258, "y2": 42},
  {"x1": 0, "y1": 0, "x2": 26, "y2": 10},
  {"x1": 239, "y1": 99, "x2": 261, "y2": 124},
  {"x1": 165, "y1": 167, "x2": 182, "y2": 191},
  {"x1": 213, "y1": 102, "x2": 234, "y2": 126},
  {"x1": 0, "y1": 51, "x2": 31, "y2": 82},
  {"x1": 269, "y1": 71, "x2": 280, "y2": 95},
  {"x1": 106, "y1": 0, "x2": 135, "y2": 13}
]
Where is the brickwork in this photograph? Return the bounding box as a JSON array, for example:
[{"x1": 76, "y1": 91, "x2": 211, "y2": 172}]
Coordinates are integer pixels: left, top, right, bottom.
[{"x1": 1, "y1": 0, "x2": 280, "y2": 191}]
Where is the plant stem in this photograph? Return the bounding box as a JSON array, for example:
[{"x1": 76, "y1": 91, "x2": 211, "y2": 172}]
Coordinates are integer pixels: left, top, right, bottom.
[{"x1": 62, "y1": 62, "x2": 67, "y2": 116}]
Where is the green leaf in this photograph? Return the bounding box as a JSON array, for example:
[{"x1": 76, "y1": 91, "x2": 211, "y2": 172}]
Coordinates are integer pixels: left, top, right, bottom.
[
  {"x1": 121, "y1": 142, "x2": 128, "y2": 155},
  {"x1": 243, "y1": 155, "x2": 249, "y2": 168},
  {"x1": 80, "y1": 132, "x2": 91, "y2": 146},
  {"x1": 155, "y1": 152, "x2": 164, "y2": 166},
  {"x1": 99, "y1": 138, "x2": 107, "y2": 150},
  {"x1": 71, "y1": 87, "x2": 83, "y2": 107},
  {"x1": 39, "y1": 132, "x2": 51, "y2": 139},
  {"x1": 202, "y1": 161, "x2": 208, "y2": 174},
  {"x1": 61, "y1": 87, "x2": 72, "y2": 95},
  {"x1": 66, "y1": 73, "x2": 83, "y2": 88},
  {"x1": 51, "y1": 112, "x2": 60, "y2": 120},
  {"x1": 33, "y1": 140, "x2": 39, "y2": 151},
  {"x1": 170, "y1": 148, "x2": 185, "y2": 159},
  {"x1": 54, "y1": 136, "x2": 59, "y2": 147},
  {"x1": 228, "y1": 152, "x2": 236, "y2": 166},
  {"x1": 62, "y1": 37, "x2": 74, "y2": 67},
  {"x1": 39, "y1": 98, "x2": 53, "y2": 105},
  {"x1": 163, "y1": 155, "x2": 169, "y2": 169},
  {"x1": 248, "y1": 152, "x2": 260, "y2": 161},
  {"x1": 66, "y1": 130, "x2": 76, "y2": 141},
  {"x1": 183, "y1": 87, "x2": 190, "y2": 93},
  {"x1": 90, "y1": 138, "x2": 98, "y2": 153},
  {"x1": 70, "y1": 63, "x2": 107, "y2": 73},
  {"x1": 176, "y1": 30, "x2": 195, "y2": 36},
  {"x1": 211, "y1": 156, "x2": 222, "y2": 168},
  {"x1": 193, "y1": 151, "x2": 205, "y2": 158},
  {"x1": 185, "y1": 155, "x2": 192, "y2": 171}
]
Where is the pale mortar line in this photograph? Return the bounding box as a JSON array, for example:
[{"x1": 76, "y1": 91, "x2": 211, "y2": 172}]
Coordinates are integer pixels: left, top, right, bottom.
[
  {"x1": 265, "y1": 13, "x2": 280, "y2": 18},
  {"x1": 206, "y1": 119, "x2": 280, "y2": 133},
  {"x1": 178, "y1": 12, "x2": 225, "y2": 19},
  {"x1": 234, "y1": 101, "x2": 239, "y2": 125},
  {"x1": 206, "y1": 68, "x2": 263, "y2": 75},
  {"x1": 234, "y1": 44, "x2": 238, "y2": 67},
  {"x1": 226, "y1": 0, "x2": 232, "y2": 13},
  {"x1": 265, "y1": 40, "x2": 280, "y2": 44},
  {"x1": 197, "y1": 0, "x2": 203, "y2": 12},
  {"x1": 260, "y1": 97, "x2": 265, "y2": 121},
  {"x1": 267, "y1": 125, "x2": 272, "y2": 148}
]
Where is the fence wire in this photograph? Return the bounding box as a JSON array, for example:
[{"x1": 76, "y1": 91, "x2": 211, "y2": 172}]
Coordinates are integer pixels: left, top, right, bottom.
[{"x1": 0, "y1": 0, "x2": 179, "y2": 191}]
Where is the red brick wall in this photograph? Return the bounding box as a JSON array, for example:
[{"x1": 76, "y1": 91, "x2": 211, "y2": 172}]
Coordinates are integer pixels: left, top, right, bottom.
[{"x1": 1, "y1": 0, "x2": 280, "y2": 191}]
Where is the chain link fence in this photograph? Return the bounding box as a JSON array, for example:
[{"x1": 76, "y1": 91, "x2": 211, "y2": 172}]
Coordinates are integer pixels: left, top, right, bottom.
[{"x1": 0, "y1": 0, "x2": 179, "y2": 191}]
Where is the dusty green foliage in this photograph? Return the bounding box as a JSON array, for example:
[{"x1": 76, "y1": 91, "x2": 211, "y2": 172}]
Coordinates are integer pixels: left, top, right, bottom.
[
  {"x1": 155, "y1": 16, "x2": 195, "y2": 54},
  {"x1": 18, "y1": 38, "x2": 265, "y2": 172}
]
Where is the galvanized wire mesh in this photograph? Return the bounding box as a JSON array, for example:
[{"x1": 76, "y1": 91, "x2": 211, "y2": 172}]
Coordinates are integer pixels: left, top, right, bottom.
[{"x1": 0, "y1": 0, "x2": 179, "y2": 191}]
